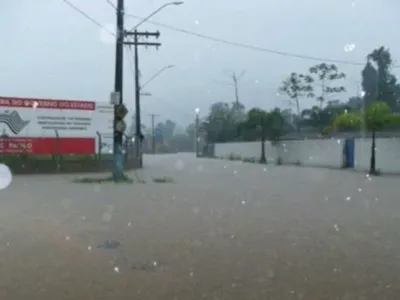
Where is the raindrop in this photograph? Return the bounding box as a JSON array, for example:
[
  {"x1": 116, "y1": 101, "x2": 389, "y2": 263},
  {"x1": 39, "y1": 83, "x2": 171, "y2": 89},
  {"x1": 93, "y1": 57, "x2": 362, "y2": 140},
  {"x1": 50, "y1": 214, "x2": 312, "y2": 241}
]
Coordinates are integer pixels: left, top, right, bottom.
[
  {"x1": 103, "y1": 205, "x2": 114, "y2": 222},
  {"x1": 88, "y1": 246, "x2": 92, "y2": 251},
  {"x1": 94, "y1": 184, "x2": 100, "y2": 193},
  {"x1": 344, "y1": 43, "x2": 356, "y2": 52},
  {"x1": 189, "y1": 271, "x2": 194, "y2": 277},
  {"x1": 337, "y1": 140, "x2": 341, "y2": 144},
  {"x1": 114, "y1": 266, "x2": 120, "y2": 273},
  {"x1": 152, "y1": 261, "x2": 158, "y2": 267},
  {"x1": 333, "y1": 224, "x2": 340, "y2": 231},
  {"x1": 233, "y1": 170, "x2": 238, "y2": 174},
  {"x1": 241, "y1": 200, "x2": 246, "y2": 205},
  {"x1": 0, "y1": 164, "x2": 12, "y2": 190},
  {"x1": 358, "y1": 188, "x2": 362, "y2": 192},
  {"x1": 103, "y1": 212, "x2": 112, "y2": 222},
  {"x1": 223, "y1": 165, "x2": 227, "y2": 169},
  {"x1": 268, "y1": 269, "x2": 276, "y2": 279},
  {"x1": 375, "y1": 197, "x2": 379, "y2": 202},
  {"x1": 263, "y1": 168, "x2": 267, "y2": 171},
  {"x1": 324, "y1": 196, "x2": 329, "y2": 201},
  {"x1": 65, "y1": 236, "x2": 70, "y2": 241},
  {"x1": 128, "y1": 222, "x2": 132, "y2": 227},
  {"x1": 32, "y1": 101, "x2": 39, "y2": 109},
  {"x1": 345, "y1": 196, "x2": 351, "y2": 201},
  {"x1": 194, "y1": 20, "x2": 199, "y2": 25},
  {"x1": 175, "y1": 160, "x2": 185, "y2": 170}
]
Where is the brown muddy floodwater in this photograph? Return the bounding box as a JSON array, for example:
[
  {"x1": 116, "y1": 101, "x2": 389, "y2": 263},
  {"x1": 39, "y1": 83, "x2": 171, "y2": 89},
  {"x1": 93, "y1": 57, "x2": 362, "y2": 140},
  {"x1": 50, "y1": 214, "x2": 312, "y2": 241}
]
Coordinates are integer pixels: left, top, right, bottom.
[{"x1": 0, "y1": 154, "x2": 399, "y2": 299}]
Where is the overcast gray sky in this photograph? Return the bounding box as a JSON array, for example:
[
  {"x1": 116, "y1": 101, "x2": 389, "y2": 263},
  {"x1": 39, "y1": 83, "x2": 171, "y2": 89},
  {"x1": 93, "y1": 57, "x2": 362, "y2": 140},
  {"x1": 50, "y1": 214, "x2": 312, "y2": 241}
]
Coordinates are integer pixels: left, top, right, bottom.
[{"x1": 1, "y1": 0, "x2": 399, "y2": 127}]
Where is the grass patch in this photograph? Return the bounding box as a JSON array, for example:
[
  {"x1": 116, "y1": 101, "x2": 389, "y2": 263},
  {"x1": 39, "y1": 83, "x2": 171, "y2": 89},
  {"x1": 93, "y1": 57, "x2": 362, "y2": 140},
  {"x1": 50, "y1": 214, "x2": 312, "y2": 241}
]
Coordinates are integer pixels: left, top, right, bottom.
[
  {"x1": 152, "y1": 176, "x2": 174, "y2": 183},
  {"x1": 228, "y1": 153, "x2": 242, "y2": 161},
  {"x1": 73, "y1": 174, "x2": 134, "y2": 184},
  {"x1": 242, "y1": 157, "x2": 257, "y2": 163}
]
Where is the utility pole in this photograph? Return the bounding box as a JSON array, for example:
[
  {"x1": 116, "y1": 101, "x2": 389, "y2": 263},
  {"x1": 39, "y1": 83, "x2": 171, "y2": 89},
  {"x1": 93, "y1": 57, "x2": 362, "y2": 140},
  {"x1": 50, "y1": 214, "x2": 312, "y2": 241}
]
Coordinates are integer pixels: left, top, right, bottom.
[
  {"x1": 124, "y1": 30, "x2": 161, "y2": 167},
  {"x1": 149, "y1": 113, "x2": 159, "y2": 154},
  {"x1": 224, "y1": 70, "x2": 246, "y2": 107},
  {"x1": 233, "y1": 74, "x2": 239, "y2": 106},
  {"x1": 112, "y1": 0, "x2": 128, "y2": 181},
  {"x1": 195, "y1": 108, "x2": 200, "y2": 157}
]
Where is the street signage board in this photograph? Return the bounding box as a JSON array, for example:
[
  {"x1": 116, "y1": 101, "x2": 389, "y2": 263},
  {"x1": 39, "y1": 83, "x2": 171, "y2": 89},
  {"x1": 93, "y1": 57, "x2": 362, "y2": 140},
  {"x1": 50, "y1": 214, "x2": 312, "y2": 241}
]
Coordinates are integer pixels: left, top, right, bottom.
[
  {"x1": 115, "y1": 104, "x2": 128, "y2": 119},
  {"x1": 0, "y1": 96, "x2": 114, "y2": 154},
  {"x1": 115, "y1": 120, "x2": 126, "y2": 133},
  {"x1": 110, "y1": 92, "x2": 120, "y2": 105}
]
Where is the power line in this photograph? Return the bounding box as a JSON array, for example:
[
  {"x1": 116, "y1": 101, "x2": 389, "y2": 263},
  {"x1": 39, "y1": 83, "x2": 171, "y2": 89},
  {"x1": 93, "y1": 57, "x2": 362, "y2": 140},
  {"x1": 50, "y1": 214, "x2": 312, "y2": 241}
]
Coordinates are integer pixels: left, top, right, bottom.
[
  {"x1": 105, "y1": 0, "x2": 117, "y2": 10},
  {"x1": 62, "y1": 0, "x2": 116, "y2": 36},
  {"x1": 65, "y1": 0, "x2": 399, "y2": 68},
  {"x1": 125, "y1": 13, "x2": 398, "y2": 68}
]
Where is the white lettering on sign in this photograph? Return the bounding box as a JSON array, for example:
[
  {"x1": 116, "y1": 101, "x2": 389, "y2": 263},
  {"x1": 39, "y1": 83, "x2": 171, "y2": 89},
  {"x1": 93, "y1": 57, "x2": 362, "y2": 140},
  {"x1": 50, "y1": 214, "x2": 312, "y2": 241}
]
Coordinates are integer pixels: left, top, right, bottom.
[
  {"x1": 0, "y1": 97, "x2": 114, "y2": 154},
  {"x1": 0, "y1": 97, "x2": 96, "y2": 111}
]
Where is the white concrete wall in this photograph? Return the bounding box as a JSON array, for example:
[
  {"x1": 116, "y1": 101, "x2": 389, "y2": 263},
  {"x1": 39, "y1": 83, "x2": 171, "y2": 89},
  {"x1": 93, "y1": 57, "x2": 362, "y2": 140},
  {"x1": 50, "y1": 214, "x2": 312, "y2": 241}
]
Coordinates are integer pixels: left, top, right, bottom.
[{"x1": 214, "y1": 138, "x2": 400, "y2": 173}]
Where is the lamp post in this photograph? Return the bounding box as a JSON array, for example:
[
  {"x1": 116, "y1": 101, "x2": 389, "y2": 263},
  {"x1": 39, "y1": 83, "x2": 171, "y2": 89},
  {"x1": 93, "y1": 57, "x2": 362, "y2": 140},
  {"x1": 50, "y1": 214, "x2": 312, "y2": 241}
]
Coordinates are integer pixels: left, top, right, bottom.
[
  {"x1": 195, "y1": 108, "x2": 200, "y2": 157},
  {"x1": 125, "y1": 1, "x2": 182, "y2": 166},
  {"x1": 140, "y1": 65, "x2": 175, "y2": 91},
  {"x1": 138, "y1": 65, "x2": 174, "y2": 97},
  {"x1": 128, "y1": 1, "x2": 184, "y2": 31}
]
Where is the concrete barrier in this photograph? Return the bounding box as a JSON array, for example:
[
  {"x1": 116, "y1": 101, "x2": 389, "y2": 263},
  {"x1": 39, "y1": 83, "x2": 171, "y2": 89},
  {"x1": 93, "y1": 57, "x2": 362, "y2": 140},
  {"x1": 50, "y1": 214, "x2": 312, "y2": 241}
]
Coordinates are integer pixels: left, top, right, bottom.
[{"x1": 213, "y1": 137, "x2": 400, "y2": 174}]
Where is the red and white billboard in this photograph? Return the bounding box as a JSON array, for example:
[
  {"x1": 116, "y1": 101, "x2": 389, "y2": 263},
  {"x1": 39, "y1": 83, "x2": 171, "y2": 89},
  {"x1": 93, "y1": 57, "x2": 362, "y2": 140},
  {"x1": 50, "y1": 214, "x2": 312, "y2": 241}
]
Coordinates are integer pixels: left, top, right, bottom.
[{"x1": 0, "y1": 96, "x2": 114, "y2": 155}]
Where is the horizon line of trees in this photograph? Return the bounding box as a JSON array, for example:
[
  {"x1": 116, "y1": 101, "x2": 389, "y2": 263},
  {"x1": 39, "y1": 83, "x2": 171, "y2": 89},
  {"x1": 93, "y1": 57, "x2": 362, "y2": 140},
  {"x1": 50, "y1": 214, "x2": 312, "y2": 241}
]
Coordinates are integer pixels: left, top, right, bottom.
[{"x1": 199, "y1": 46, "x2": 400, "y2": 174}]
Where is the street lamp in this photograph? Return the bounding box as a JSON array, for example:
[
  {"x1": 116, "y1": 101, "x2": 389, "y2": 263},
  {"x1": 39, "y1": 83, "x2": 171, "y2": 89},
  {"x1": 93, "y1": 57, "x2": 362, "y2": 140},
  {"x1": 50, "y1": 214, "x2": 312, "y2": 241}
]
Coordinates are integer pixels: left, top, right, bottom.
[
  {"x1": 140, "y1": 65, "x2": 175, "y2": 90},
  {"x1": 128, "y1": 1, "x2": 184, "y2": 31},
  {"x1": 195, "y1": 108, "x2": 200, "y2": 157}
]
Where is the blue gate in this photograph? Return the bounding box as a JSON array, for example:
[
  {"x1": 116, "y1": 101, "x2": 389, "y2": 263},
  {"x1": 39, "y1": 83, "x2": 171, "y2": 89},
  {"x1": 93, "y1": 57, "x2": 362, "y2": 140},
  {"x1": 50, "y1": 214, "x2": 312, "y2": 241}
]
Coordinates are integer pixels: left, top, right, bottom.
[{"x1": 342, "y1": 138, "x2": 355, "y2": 168}]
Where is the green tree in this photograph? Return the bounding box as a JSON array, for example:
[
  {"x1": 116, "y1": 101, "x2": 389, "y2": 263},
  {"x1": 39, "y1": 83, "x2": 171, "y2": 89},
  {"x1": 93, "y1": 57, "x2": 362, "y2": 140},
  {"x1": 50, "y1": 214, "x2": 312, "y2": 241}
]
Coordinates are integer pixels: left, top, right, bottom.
[
  {"x1": 333, "y1": 101, "x2": 399, "y2": 174},
  {"x1": 156, "y1": 120, "x2": 176, "y2": 141},
  {"x1": 363, "y1": 47, "x2": 400, "y2": 111},
  {"x1": 279, "y1": 72, "x2": 314, "y2": 129},
  {"x1": 301, "y1": 101, "x2": 350, "y2": 133},
  {"x1": 309, "y1": 63, "x2": 346, "y2": 108},
  {"x1": 202, "y1": 102, "x2": 239, "y2": 142},
  {"x1": 361, "y1": 60, "x2": 379, "y2": 106},
  {"x1": 240, "y1": 108, "x2": 285, "y2": 163}
]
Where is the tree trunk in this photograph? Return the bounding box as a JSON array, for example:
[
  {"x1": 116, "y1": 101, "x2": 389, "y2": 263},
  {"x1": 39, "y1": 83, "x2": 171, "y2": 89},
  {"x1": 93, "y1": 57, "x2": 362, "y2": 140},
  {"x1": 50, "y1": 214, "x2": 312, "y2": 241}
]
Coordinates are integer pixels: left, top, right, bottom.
[
  {"x1": 295, "y1": 97, "x2": 301, "y2": 132},
  {"x1": 369, "y1": 128, "x2": 376, "y2": 174},
  {"x1": 260, "y1": 136, "x2": 267, "y2": 164}
]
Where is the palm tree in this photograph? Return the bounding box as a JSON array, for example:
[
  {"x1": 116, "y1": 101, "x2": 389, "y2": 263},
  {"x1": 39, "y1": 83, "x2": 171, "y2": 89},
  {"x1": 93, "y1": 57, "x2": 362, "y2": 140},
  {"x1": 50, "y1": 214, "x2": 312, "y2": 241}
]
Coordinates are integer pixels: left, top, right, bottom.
[
  {"x1": 240, "y1": 108, "x2": 285, "y2": 163},
  {"x1": 333, "y1": 101, "x2": 398, "y2": 174}
]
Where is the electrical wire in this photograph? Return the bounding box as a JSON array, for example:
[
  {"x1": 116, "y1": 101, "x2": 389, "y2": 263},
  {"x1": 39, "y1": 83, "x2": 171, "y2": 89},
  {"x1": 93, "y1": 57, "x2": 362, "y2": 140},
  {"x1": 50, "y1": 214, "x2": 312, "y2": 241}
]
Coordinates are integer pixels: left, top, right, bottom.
[
  {"x1": 65, "y1": 0, "x2": 399, "y2": 68},
  {"x1": 125, "y1": 13, "x2": 400, "y2": 68},
  {"x1": 62, "y1": 0, "x2": 116, "y2": 37},
  {"x1": 105, "y1": 0, "x2": 117, "y2": 10}
]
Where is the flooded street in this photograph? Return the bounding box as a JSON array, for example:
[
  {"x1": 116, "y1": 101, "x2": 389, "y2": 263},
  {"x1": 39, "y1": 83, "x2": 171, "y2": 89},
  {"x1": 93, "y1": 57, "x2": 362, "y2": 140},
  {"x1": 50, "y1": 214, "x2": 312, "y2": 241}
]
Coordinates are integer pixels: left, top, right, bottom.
[{"x1": 0, "y1": 154, "x2": 399, "y2": 299}]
